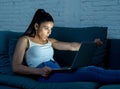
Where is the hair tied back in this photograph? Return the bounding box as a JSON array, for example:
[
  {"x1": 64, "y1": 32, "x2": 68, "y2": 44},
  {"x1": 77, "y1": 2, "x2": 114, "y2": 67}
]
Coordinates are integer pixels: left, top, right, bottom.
[{"x1": 38, "y1": 9, "x2": 46, "y2": 14}]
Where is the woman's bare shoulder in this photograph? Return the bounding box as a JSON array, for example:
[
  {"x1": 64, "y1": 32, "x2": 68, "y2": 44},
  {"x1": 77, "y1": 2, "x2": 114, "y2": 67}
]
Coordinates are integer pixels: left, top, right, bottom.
[
  {"x1": 16, "y1": 36, "x2": 29, "y2": 46},
  {"x1": 18, "y1": 36, "x2": 29, "y2": 42},
  {"x1": 48, "y1": 38, "x2": 58, "y2": 43}
]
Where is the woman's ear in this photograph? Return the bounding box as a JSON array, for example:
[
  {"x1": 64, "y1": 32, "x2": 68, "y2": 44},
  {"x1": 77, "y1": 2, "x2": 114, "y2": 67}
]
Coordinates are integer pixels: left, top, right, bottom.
[{"x1": 34, "y1": 23, "x2": 39, "y2": 30}]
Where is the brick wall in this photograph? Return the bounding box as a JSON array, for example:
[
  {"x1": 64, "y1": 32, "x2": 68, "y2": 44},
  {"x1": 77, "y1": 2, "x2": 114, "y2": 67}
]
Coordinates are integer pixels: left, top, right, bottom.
[{"x1": 0, "y1": 0, "x2": 120, "y2": 38}]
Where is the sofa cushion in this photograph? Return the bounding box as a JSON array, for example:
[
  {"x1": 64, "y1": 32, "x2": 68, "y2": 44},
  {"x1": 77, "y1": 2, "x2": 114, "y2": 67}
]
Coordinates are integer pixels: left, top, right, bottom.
[
  {"x1": 8, "y1": 39, "x2": 18, "y2": 64},
  {"x1": 0, "y1": 85, "x2": 19, "y2": 89},
  {"x1": 0, "y1": 74, "x2": 41, "y2": 89},
  {"x1": 99, "y1": 84, "x2": 120, "y2": 89},
  {"x1": 0, "y1": 31, "x2": 22, "y2": 55},
  {"x1": 50, "y1": 27, "x2": 107, "y2": 67},
  {"x1": 37, "y1": 82, "x2": 99, "y2": 89},
  {"x1": 106, "y1": 39, "x2": 120, "y2": 69},
  {"x1": 0, "y1": 31, "x2": 10, "y2": 54},
  {"x1": 0, "y1": 74, "x2": 100, "y2": 89},
  {"x1": 8, "y1": 31, "x2": 22, "y2": 63},
  {"x1": 8, "y1": 39, "x2": 27, "y2": 66},
  {"x1": 0, "y1": 55, "x2": 13, "y2": 75}
]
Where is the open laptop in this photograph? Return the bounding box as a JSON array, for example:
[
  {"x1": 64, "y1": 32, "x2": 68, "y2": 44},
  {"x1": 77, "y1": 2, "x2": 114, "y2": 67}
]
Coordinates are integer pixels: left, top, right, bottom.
[{"x1": 52, "y1": 42, "x2": 96, "y2": 71}]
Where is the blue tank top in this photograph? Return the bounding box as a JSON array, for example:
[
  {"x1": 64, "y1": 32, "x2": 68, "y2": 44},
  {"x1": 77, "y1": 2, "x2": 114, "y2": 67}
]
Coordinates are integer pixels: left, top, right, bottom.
[{"x1": 25, "y1": 39, "x2": 54, "y2": 67}]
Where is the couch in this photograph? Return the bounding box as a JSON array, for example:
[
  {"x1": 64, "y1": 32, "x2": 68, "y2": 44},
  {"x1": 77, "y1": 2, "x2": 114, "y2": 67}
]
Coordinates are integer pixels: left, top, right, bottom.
[{"x1": 0, "y1": 27, "x2": 120, "y2": 89}]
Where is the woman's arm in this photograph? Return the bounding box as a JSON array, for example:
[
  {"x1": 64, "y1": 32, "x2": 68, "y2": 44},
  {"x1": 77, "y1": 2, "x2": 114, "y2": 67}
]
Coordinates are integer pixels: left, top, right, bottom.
[
  {"x1": 49, "y1": 38, "x2": 103, "y2": 51},
  {"x1": 12, "y1": 37, "x2": 52, "y2": 77},
  {"x1": 49, "y1": 38, "x2": 81, "y2": 51}
]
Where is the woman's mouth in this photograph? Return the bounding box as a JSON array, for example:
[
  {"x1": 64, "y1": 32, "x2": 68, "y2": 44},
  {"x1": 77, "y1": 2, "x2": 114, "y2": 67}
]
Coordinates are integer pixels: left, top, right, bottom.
[{"x1": 43, "y1": 36, "x2": 48, "y2": 41}]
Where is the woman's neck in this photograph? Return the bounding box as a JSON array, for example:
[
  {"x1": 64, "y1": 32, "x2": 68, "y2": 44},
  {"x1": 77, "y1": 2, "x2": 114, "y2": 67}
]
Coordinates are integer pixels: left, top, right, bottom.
[{"x1": 34, "y1": 36, "x2": 48, "y2": 44}]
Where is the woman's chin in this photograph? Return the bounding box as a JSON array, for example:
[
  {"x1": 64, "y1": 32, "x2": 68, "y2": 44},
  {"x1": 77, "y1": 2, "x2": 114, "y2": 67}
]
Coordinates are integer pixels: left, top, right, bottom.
[{"x1": 43, "y1": 38, "x2": 48, "y2": 41}]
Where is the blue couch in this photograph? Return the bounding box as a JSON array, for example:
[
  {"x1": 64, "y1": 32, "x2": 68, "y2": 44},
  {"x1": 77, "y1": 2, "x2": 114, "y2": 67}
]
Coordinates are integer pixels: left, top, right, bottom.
[{"x1": 0, "y1": 27, "x2": 120, "y2": 89}]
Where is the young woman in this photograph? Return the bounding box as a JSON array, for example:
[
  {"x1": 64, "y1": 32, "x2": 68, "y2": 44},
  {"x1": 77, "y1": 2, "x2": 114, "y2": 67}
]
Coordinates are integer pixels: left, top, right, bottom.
[{"x1": 12, "y1": 9, "x2": 120, "y2": 83}]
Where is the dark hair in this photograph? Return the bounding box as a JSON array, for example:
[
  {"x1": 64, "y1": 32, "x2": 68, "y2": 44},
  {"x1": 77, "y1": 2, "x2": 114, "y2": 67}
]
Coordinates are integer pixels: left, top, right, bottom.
[{"x1": 23, "y1": 9, "x2": 54, "y2": 37}]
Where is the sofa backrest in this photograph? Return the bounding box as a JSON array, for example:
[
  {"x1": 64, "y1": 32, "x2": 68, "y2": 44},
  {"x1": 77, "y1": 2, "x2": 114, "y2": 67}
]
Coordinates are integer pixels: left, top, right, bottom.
[{"x1": 0, "y1": 27, "x2": 107, "y2": 68}]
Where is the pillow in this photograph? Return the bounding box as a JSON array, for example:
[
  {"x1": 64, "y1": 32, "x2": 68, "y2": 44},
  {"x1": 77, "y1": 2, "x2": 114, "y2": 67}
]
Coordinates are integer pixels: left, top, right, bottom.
[
  {"x1": 0, "y1": 31, "x2": 22, "y2": 55},
  {"x1": 107, "y1": 39, "x2": 120, "y2": 69},
  {"x1": 8, "y1": 39, "x2": 18, "y2": 64},
  {"x1": 51, "y1": 27, "x2": 107, "y2": 68},
  {"x1": 8, "y1": 39, "x2": 27, "y2": 66},
  {"x1": 0, "y1": 55, "x2": 13, "y2": 75},
  {"x1": 0, "y1": 31, "x2": 11, "y2": 54}
]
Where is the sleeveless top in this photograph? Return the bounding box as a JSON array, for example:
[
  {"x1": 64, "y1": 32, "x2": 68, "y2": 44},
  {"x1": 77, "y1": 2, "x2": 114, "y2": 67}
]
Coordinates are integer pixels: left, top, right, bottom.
[{"x1": 25, "y1": 38, "x2": 54, "y2": 68}]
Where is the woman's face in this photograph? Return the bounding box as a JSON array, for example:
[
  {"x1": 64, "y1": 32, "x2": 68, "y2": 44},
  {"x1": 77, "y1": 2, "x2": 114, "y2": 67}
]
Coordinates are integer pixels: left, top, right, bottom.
[{"x1": 35, "y1": 21, "x2": 54, "y2": 41}]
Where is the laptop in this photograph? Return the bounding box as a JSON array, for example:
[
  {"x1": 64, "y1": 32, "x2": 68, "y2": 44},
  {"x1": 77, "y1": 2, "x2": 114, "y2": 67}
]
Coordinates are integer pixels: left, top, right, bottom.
[{"x1": 52, "y1": 42, "x2": 96, "y2": 71}]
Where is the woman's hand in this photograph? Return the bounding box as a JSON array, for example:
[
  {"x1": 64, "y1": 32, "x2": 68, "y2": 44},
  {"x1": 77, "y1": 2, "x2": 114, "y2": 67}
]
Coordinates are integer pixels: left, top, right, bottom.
[
  {"x1": 38, "y1": 66, "x2": 52, "y2": 77},
  {"x1": 94, "y1": 38, "x2": 103, "y2": 47}
]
